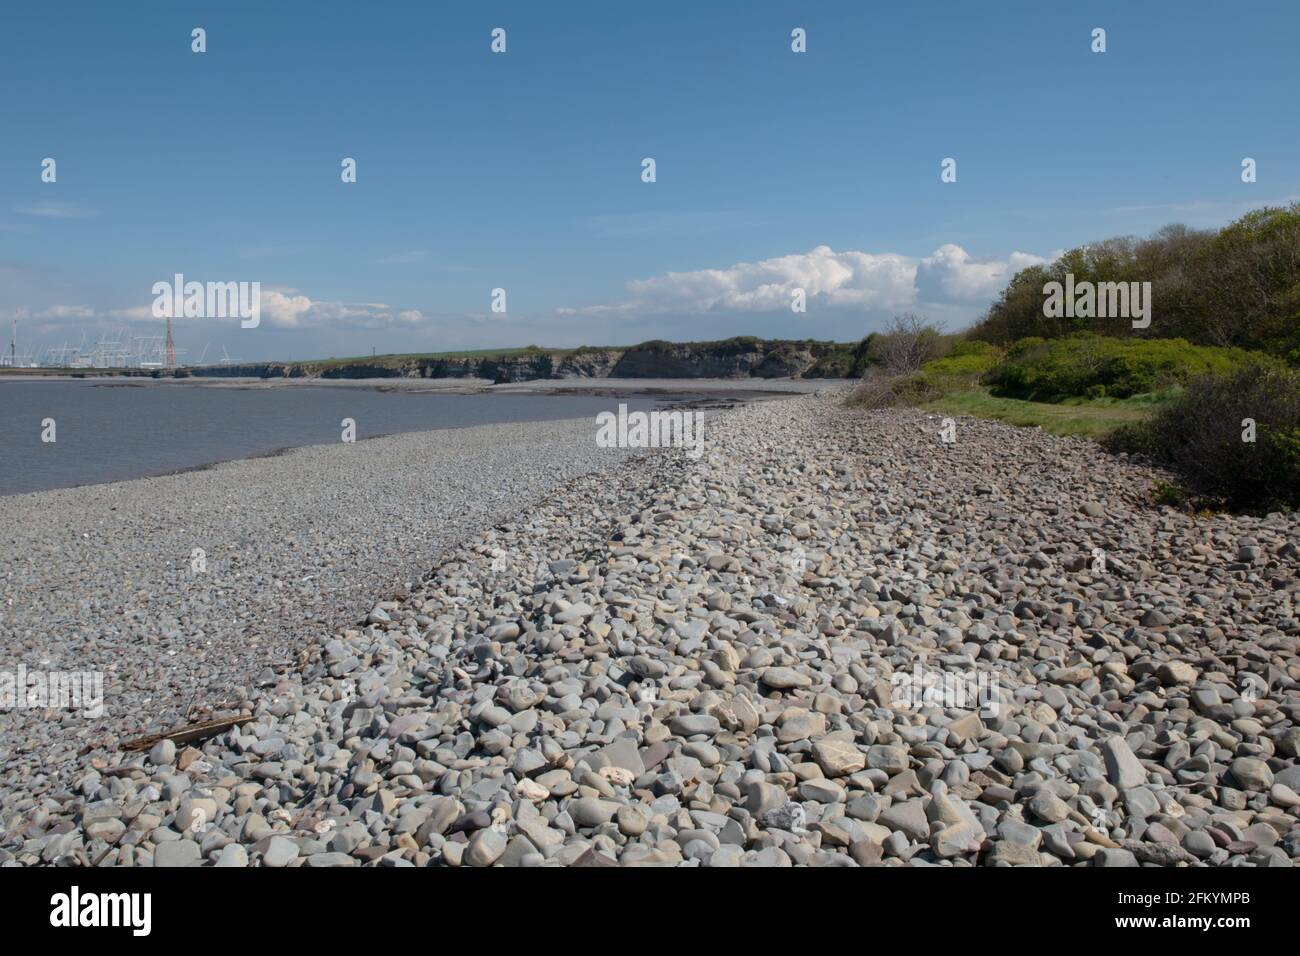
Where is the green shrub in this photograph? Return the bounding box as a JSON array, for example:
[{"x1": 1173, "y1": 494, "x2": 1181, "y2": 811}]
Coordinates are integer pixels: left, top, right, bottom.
[
  {"x1": 1104, "y1": 362, "x2": 1300, "y2": 512},
  {"x1": 1005, "y1": 337, "x2": 1047, "y2": 359},
  {"x1": 1152, "y1": 481, "x2": 1192, "y2": 509},
  {"x1": 916, "y1": 340, "x2": 1001, "y2": 391},
  {"x1": 948, "y1": 340, "x2": 999, "y2": 359},
  {"x1": 985, "y1": 335, "x2": 1269, "y2": 402}
]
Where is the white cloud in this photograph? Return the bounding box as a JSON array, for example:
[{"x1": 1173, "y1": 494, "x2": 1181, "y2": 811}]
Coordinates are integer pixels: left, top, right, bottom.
[
  {"x1": 260, "y1": 290, "x2": 314, "y2": 328},
  {"x1": 914, "y1": 244, "x2": 1052, "y2": 303},
  {"x1": 10, "y1": 287, "x2": 429, "y2": 334},
  {"x1": 109, "y1": 306, "x2": 155, "y2": 320},
  {"x1": 559, "y1": 243, "x2": 1053, "y2": 318},
  {"x1": 296, "y1": 299, "x2": 424, "y2": 330},
  {"x1": 1, "y1": 304, "x2": 96, "y2": 322},
  {"x1": 44, "y1": 304, "x2": 95, "y2": 319}
]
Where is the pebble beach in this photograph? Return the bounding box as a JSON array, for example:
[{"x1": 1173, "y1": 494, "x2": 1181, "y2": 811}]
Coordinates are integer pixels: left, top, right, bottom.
[
  {"x1": 0, "y1": 415, "x2": 643, "y2": 775},
  {"x1": 2, "y1": 390, "x2": 1298, "y2": 867}
]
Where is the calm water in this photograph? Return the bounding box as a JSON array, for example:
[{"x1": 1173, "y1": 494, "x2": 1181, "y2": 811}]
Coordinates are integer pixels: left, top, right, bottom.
[{"x1": 0, "y1": 381, "x2": 666, "y2": 495}]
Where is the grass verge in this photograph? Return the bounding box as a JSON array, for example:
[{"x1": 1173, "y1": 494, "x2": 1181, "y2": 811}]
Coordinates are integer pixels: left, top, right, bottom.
[{"x1": 918, "y1": 387, "x2": 1170, "y2": 439}]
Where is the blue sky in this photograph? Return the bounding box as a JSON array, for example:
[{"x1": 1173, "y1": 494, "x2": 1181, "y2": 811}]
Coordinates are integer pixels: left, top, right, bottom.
[{"x1": 2, "y1": 1, "x2": 1297, "y2": 362}]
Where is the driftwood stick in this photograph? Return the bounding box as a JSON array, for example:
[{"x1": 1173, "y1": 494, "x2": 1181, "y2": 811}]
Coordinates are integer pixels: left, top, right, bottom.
[{"x1": 120, "y1": 714, "x2": 252, "y2": 752}]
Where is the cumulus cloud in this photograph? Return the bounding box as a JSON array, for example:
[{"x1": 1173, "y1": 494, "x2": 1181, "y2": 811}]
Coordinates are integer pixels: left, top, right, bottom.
[
  {"x1": 559, "y1": 243, "x2": 1053, "y2": 318},
  {"x1": 629, "y1": 246, "x2": 916, "y2": 312},
  {"x1": 43, "y1": 304, "x2": 96, "y2": 319},
  {"x1": 108, "y1": 306, "x2": 155, "y2": 321},
  {"x1": 289, "y1": 298, "x2": 424, "y2": 330},
  {"x1": 259, "y1": 290, "x2": 314, "y2": 328},
  {"x1": 9, "y1": 287, "x2": 428, "y2": 334},
  {"x1": 914, "y1": 245, "x2": 1053, "y2": 303},
  {"x1": 190, "y1": 290, "x2": 425, "y2": 331},
  {"x1": 3, "y1": 304, "x2": 96, "y2": 322}
]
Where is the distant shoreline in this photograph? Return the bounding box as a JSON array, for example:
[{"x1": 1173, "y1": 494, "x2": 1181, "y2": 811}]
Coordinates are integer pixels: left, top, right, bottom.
[
  {"x1": 0, "y1": 373, "x2": 843, "y2": 399},
  {"x1": 0, "y1": 337, "x2": 866, "y2": 384}
]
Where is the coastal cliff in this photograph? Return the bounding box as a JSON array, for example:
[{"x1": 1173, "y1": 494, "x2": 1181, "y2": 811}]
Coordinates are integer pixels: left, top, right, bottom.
[{"x1": 181, "y1": 338, "x2": 862, "y2": 383}]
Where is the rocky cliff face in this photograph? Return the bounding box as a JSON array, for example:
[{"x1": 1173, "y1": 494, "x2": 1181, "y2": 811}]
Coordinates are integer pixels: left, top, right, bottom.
[
  {"x1": 183, "y1": 340, "x2": 847, "y2": 382},
  {"x1": 185, "y1": 363, "x2": 302, "y2": 378},
  {"x1": 472, "y1": 349, "x2": 623, "y2": 382},
  {"x1": 610, "y1": 340, "x2": 825, "y2": 378}
]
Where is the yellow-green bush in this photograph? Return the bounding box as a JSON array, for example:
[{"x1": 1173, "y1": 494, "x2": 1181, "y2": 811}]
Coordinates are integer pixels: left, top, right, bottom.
[
  {"x1": 984, "y1": 335, "x2": 1268, "y2": 401},
  {"x1": 915, "y1": 340, "x2": 1001, "y2": 391}
]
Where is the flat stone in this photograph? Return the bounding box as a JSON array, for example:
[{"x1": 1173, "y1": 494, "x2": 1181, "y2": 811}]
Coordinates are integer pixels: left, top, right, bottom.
[
  {"x1": 1102, "y1": 736, "x2": 1147, "y2": 790},
  {"x1": 667, "y1": 714, "x2": 720, "y2": 737},
  {"x1": 1095, "y1": 848, "x2": 1140, "y2": 867},
  {"x1": 599, "y1": 738, "x2": 646, "y2": 775},
  {"x1": 465, "y1": 827, "x2": 508, "y2": 867},
  {"x1": 149, "y1": 739, "x2": 177, "y2": 767},
  {"x1": 262, "y1": 836, "x2": 300, "y2": 868},
  {"x1": 153, "y1": 839, "x2": 201, "y2": 867},
  {"x1": 302, "y1": 852, "x2": 358, "y2": 867},
  {"x1": 569, "y1": 798, "x2": 620, "y2": 828},
  {"x1": 931, "y1": 821, "x2": 984, "y2": 858},
  {"x1": 988, "y1": 841, "x2": 1041, "y2": 866},
  {"x1": 866, "y1": 745, "x2": 908, "y2": 775},
  {"x1": 1156, "y1": 662, "x2": 1197, "y2": 685},
  {"x1": 811, "y1": 738, "x2": 866, "y2": 777},
  {"x1": 1230, "y1": 757, "x2": 1273, "y2": 792},
  {"x1": 761, "y1": 667, "x2": 812, "y2": 690},
  {"x1": 214, "y1": 844, "x2": 248, "y2": 867},
  {"x1": 878, "y1": 799, "x2": 929, "y2": 842},
  {"x1": 1028, "y1": 791, "x2": 1070, "y2": 823}
]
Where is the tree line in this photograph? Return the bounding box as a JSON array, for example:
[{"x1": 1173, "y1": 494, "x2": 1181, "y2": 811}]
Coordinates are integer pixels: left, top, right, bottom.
[{"x1": 967, "y1": 203, "x2": 1300, "y2": 364}]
